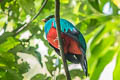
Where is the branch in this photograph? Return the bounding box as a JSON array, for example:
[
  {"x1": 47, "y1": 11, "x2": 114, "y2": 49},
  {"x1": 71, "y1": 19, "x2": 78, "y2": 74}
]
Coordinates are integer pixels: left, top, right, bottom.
[
  {"x1": 14, "y1": 0, "x2": 48, "y2": 36},
  {"x1": 55, "y1": 0, "x2": 71, "y2": 80}
]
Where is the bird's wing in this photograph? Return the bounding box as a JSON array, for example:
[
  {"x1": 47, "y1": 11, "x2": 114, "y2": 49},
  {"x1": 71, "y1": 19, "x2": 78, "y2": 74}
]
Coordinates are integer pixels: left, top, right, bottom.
[{"x1": 52, "y1": 18, "x2": 86, "y2": 54}]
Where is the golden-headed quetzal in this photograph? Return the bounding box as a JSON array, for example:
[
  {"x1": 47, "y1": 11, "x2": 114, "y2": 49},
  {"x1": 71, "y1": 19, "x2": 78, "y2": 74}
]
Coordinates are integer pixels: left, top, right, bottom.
[{"x1": 43, "y1": 15, "x2": 88, "y2": 76}]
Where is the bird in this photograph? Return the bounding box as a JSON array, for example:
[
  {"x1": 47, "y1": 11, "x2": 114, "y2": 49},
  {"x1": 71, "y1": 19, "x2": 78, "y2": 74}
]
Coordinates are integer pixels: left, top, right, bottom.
[{"x1": 42, "y1": 15, "x2": 88, "y2": 76}]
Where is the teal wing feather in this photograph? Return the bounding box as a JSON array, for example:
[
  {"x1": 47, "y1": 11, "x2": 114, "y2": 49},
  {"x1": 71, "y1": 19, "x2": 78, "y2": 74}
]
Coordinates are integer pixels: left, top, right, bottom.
[
  {"x1": 44, "y1": 18, "x2": 53, "y2": 35},
  {"x1": 44, "y1": 18, "x2": 86, "y2": 54},
  {"x1": 78, "y1": 33, "x2": 86, "y2": 54},
  {"x1": 44, "y1": 18, "x2": 74, "y2": 35},
  {"x1": 53, "y1": 18, "x2": 75, "y2": 32}
]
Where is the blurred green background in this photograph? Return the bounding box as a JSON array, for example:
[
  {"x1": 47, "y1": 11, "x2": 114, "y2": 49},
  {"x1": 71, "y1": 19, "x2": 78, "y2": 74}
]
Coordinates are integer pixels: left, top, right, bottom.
[{"x1": 0, "y1": 0, "x2": 120, "y2": 80}]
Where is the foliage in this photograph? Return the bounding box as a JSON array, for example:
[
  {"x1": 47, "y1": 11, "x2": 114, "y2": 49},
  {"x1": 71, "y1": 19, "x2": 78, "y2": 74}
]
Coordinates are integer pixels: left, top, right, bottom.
[
  {"x1": 0, "y1": 0, "x2": 120, "y2": 80},
  {"x1": 31, "y1": 73, "x2": 51, "y2": 80}
]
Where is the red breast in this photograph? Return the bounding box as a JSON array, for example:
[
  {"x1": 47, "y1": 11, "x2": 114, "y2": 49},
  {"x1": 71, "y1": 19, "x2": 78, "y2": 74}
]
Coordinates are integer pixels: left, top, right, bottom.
[{"x1": 47, "y1": 26, "x2": 82, "y2": 55}]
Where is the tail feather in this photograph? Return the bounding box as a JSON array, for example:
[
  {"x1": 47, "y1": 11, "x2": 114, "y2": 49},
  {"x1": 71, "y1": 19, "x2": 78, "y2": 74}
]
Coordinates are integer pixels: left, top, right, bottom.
[
  {"x1": 81, "y1": 56, "x2": 88, "y2": 76},
  {"x1": 49, "y1": 43, "x2": 88, "y2": 76},
  {"x1": 76, "y1": 54, "x2": 88, "y2": 76}
]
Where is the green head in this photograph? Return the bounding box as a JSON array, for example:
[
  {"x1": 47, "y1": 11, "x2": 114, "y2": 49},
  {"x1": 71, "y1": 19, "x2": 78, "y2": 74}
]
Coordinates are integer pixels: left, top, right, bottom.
[{"x1": 42, "y1": 15, "x2": 54, "y2": 22}]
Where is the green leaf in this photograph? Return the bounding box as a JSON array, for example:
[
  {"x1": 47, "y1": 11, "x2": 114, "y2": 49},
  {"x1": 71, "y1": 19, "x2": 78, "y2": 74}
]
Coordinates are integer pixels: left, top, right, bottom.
[
  {"x1": 0, "y1": 37, "x2": 20, "y2": 52},
  {"x1": 31, "y1": 74, "x2": 47, "y2": 80},
  {"x1": 88, "y1": 0, "x2": 101, "y2": 12},
  {"x1": 60, "y1": 0, "x2": 69, "y2": 4},
  {"x1": 0, "y1": 0, "x2": 13, "y2": 11},
  {"x1": 88, "y1": 30, "x2": 115, "y2": 74},
  {"x1": 29, "y1": 23, "x2": 40, "y2": 34},
  {"x1": 18, "y1": 62, "x2": 30, "y2": 74},
  {"x1": 3, "y1": 69, "x2": 23, "y2": 80},
  {"x1": 113, "y1": 49, "x2": 120, "y2": 80},
  {"x1": 90, "y1": 48, "x2": 116, "y2": 80},
  {"x1": 0, "y1": 52, "x2": 15, "y2": 66},
  {"x1": 18, "y1": 0, "x2": 36, "y2": 16},
  {"x1": 56, "y1": 74, "x2": 66, "y2": 80},
  {"x1": 90, "y1": 21, "x2": 116, "y2": 52},
  {"x1": 45, "y1": 55, "x2": 56, "y2": 76},
  {"x1": 89, "y1": 26, "x2": 105, "y2": 50},
  {"x1": 112, "y1": 0, "x2": 120, "y2": 8},
  {"x1": 110, "y1": 1, "x2": 119, "y2": 15},
  {"x1": 0, "y1": 70, "x2": 6, "y2": 79},
  {"x1": 70, "y1": 69, "x2": 84, "y2": 79},
  {"x1": 91, "y1": 34, "x2": 115, "y2": 57},
  {"x1": 8, "y1": 45, "x2": 24, "y2": 54},
  {"x1": 34, "y1": 51, "x2": 43, "y2": 67},
  {"x1": 8, "y1": 2, "x2": 20, "y2": 21},
  {"x1": 99, "y1": 0, "x2": 109, "y2": 11},
  {"x1": 56, "y1": 69, "x2": 84, "y2": 80},
  {"x1": 0, "y1": 32, "x2": 14, "y2": 44},
  {"x1": 76, "y1": 21, "x2": 88, "y2": 34}
]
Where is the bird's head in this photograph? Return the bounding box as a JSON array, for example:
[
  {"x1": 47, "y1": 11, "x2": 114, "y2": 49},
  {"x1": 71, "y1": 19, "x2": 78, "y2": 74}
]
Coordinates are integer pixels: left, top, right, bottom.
[{"x1": 42, "y1": 15, "x2": 54, "y2": 22}]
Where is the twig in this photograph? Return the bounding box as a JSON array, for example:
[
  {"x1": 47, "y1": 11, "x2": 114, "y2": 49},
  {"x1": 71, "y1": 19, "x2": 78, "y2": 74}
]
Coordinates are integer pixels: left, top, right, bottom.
[
  {"x1": 55, "y1": 0, "x2": 71, "y2": 80},
  {"x1": 15, "y1": 0, "x2": 48, "y2": 36}
]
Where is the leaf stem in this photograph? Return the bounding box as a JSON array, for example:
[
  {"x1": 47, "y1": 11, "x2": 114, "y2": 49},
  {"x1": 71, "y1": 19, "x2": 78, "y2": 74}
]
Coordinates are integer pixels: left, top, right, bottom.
[
  {"x1": 15, "y1": 0, "x2": 48, "y2": 36},
  {"x1": 55, "y1": 0, "x2": 71, "y2": 80}
]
